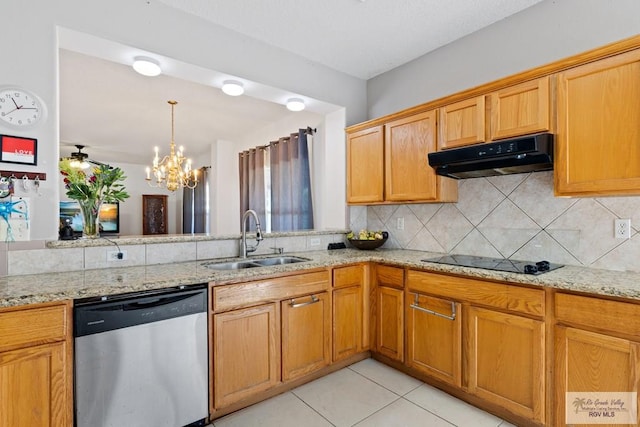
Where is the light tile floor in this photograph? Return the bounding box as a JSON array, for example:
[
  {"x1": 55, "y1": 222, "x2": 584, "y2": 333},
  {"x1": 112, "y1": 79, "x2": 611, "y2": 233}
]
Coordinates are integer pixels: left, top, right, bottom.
[{"x1": 210, "y1": 358, "x2": 517, "y2": 427}]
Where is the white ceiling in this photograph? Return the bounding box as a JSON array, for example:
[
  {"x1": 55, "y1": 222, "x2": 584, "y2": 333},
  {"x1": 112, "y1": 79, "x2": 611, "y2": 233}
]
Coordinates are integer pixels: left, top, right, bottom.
[
  {"x1": 158, "y1": 0, "x2": 544, "y2": 79},
  {"x1": 59, "y1": 0, "x2": 544, "y2": 165}
]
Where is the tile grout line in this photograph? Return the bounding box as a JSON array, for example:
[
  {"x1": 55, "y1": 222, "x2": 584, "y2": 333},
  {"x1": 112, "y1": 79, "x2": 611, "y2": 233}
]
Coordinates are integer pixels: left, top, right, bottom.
[{"x1": 289, "y1": 389, "x2": 338, "y2": 427}]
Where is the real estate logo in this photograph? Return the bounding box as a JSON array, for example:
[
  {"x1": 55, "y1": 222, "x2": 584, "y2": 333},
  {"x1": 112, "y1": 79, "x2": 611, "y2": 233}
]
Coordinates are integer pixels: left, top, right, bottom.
[{"x1": 567, "y1": 392, "x2": 637, "y2": 424}]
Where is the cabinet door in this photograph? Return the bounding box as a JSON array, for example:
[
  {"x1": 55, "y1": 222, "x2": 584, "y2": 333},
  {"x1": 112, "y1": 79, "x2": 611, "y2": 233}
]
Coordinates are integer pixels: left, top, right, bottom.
[
  {"x1": 333, "y1": 285, "x2": 363, "y2": 362},
  {"x1": 376, "y1": 286, "x2": 404, "y2": 362},
  {"x1": 385, "y1": 110, "x2": 439, "y2": 201},
  {"x1": 466, "y1": 306, "x2": 545, "y2": 423},
  {"x1": 489, "y1": 76, "x2": 550, "y2": 140},
  {"x1": 439, "y1": 96, "x2": 486, "y2": 149},
  {"x1": 346, "y1": 126, "x2": 384, "y2": 203},
  {"x1": 0, "y1": 342, "x2": 69, "y2": 427},
  {"x1": 406, "y1": 292, "x2": 461, "y2": 387},
  {"x1": 556, "y1": 49, "x2": 640, "y2": 196},
  {"x1": 281, "y1": 292, "x2": 330, "y2": 381},
  {"x1": 555, "y1": 326, "x2": 640, "y2": 427},
  {"x1": 213, "y1": 303, "x2": 280, "y2": 408}
]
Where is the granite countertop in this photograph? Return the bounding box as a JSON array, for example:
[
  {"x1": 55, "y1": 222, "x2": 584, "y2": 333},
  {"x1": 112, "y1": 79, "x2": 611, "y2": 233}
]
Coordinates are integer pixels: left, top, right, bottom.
[{"x1": 2, "y1": 249, "x2": 640, "y2": 308}]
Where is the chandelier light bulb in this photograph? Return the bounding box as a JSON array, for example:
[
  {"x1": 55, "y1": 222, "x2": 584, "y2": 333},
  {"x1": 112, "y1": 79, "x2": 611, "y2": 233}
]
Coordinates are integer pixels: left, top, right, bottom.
[
  {"x1": 132, "y1": 56, "x2": 162, "y2": 77},
  {"x1": 286, "y1": 98, "x2": 305, "y2": 112},
  {"x1": 221, "y1": 80, "x2": 245, "y2": 96}
]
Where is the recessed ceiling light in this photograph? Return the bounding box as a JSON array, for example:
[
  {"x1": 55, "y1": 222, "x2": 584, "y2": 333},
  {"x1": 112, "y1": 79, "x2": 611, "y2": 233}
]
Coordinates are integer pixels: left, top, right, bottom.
[
  {"x1": 132, "y1": 56, "x2": 162, "y2": 77},
  {"x1": 221, "y1": 80, "x2": 245, "y2": 96},
  {"x1": 286, "y1": 98, "x2": 305, "y2": 112}
]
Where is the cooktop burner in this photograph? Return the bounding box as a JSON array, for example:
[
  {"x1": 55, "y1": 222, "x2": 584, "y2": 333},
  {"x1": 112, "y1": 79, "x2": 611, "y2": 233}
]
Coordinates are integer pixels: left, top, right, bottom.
[{"x1": 423, "y1": 255, "x2": 563, "y2": 275}]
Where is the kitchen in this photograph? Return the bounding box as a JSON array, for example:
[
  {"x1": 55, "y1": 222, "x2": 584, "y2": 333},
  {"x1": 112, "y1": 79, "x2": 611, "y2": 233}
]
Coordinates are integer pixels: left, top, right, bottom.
[{"x1": 2, "y1": 1, "x2": 640, "y2": 426}]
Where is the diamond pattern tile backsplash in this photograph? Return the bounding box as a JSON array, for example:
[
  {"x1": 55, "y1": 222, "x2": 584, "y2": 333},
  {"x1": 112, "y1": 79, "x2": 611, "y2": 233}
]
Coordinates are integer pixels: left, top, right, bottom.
[{"x1": 349, "y1": 171, "x2": 640, "y2": 273}]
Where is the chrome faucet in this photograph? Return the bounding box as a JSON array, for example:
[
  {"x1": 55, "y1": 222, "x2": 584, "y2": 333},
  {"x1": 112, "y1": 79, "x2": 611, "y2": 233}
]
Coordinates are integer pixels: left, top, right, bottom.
[{"x1": 241, "y1": 209, "x2": 263, "y2": 258}]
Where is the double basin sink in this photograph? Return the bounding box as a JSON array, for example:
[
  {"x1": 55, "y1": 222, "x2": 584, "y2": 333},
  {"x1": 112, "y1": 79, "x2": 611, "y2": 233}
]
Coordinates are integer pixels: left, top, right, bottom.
[{"x1": 202, "y1": 256, "x2": 310, "y2": 270}]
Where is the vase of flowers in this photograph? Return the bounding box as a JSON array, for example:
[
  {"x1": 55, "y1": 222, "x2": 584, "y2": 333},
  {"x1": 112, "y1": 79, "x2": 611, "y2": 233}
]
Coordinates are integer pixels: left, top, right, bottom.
[{"x1": 59, "y1": 159, "x2": 129, "y2": 239}]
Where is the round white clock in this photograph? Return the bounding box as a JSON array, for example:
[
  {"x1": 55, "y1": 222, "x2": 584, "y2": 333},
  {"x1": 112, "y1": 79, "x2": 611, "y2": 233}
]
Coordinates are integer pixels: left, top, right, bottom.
[{"x1": 0, "y1": 87, "x2": 47, "y2": 129}]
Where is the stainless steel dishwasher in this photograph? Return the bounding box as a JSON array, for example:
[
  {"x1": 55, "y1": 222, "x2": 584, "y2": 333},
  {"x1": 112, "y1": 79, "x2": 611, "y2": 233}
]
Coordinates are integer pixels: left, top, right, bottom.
[{"x1": 74, "y1": 285, "x2": 208, "y2": 427}]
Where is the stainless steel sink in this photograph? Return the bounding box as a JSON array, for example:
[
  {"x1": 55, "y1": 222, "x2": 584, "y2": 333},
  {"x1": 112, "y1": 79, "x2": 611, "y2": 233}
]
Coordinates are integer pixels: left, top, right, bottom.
[
  {"x1": 252, "y1": 256, "x2": 310, "y2": 266},
  {"x1": 202, "y1": 256, "x2": 310, "y2": 270}
]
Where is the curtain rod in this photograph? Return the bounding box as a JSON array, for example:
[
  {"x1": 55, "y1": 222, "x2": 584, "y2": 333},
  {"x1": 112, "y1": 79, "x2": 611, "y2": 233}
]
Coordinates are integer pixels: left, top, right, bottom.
[{"x1": 240, "y1": 127, "x2": 316, "y2": 155}]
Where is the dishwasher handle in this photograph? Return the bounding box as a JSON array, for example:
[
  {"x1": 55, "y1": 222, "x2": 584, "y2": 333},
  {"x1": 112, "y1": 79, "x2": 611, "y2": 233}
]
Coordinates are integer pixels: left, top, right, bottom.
[{"x1": 122, "y1": 292, "x2": 199, "y2": 311}]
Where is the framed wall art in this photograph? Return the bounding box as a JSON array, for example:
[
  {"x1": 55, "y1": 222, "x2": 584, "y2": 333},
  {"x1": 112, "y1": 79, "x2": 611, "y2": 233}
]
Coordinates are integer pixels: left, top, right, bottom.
[{"x1": 0, "y1": 134, "x2": 37, "y2": 165}]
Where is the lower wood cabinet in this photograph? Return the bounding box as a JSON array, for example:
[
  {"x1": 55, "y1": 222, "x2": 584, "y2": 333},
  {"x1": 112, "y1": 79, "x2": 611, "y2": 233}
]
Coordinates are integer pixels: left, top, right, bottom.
[
  {"x1": 0, "y1": 302, "x2": 72, "y2": 427},
  {"x1": 213, "y1": 303, "x2": 280, "y2": 409},
  {"x1": 555, "y1": 326, "x2": 640, "y2": 427},
  {"x1": 376, "y1": 286, "x2": 404, "y2": 362},
  {"x1": 466, "y1": 306, "x2": 545, "y2": 423},
  {"x1": 406, "y1": 292, "x2": 461, "y2": 387},
  {"x1": 333, "y1": 285, "x2": 363, "y2": 361},
  {"x1": 281, "y1": 292, "x2": 330, "y2": 381},
  {"x1": 554, "y1": 292, "x2": 640, "y2": 426}
]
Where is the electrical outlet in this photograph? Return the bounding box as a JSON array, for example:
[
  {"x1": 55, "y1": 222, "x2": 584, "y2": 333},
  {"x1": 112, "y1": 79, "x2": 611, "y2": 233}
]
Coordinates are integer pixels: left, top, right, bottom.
[
  {"x1": 309, "y1": 237, "x2": 321, "y2": 247},
  {"x1": 396, "y1": 217, "x2": 404, "y2": 230},
  {"x1": 107, "y1": 250, "x2": 128, "y2": 261},
  {"x1": 10, "y1": 196, "x2": 29, "y2": 219},
  {"x1": 615, "y1": 218, "x2": 631, "y2": 239}
]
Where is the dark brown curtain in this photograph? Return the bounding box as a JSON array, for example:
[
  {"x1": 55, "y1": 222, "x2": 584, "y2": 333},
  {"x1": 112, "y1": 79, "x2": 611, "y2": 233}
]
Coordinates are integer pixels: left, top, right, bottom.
[{"x1": 238, "y1": 147, "x2": 266, "y2": 231}]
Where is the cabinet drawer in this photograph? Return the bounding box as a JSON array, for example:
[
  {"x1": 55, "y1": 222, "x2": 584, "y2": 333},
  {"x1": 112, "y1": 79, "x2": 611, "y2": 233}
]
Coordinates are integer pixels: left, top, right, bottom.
[
  {"x1": 407, "y1": 270, "x2": 544, "y2": 317},
  {"x1": 0, "y1": 303, "x2": 69, "y2": 352},
  {"x1": 213, "y1": 271, "x2": 330, "y2": 312},
  {"x1": 555, "y1": 293, "x2": 640, "y2": 336},
  {"x1": 376, "y1": 265, "x2": 404, "y2": 289},
  {"x1": 333, "y1": 264, "x2": 364, "y2": 289}
]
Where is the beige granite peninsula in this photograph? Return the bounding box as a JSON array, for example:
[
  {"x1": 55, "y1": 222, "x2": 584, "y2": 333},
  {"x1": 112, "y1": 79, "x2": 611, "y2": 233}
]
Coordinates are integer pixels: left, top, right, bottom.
[{"x1": 3, "y1": 248, "x2": 640, "y2": 308}]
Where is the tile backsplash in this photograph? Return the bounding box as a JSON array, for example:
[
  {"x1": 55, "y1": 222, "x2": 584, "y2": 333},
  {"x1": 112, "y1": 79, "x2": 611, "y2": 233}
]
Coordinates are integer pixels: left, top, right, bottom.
[{"x1": 350, "y1": 171, "x2": 640, "y2": 273}]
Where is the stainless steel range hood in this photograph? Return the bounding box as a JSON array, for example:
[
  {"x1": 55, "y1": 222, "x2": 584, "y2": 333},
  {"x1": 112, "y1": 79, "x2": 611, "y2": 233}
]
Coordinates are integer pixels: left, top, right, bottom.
[{"x1": 428, "y1": 133, "x2": 554, "y2": 179}]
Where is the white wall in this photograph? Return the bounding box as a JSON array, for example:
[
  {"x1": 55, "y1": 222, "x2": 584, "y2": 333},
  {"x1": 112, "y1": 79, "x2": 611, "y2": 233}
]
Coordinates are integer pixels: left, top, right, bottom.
[
  {"x1": 2, "y1": 0, "x2": 367, "y2": 241},
  {"x1": 367, "y1": 0, "x2": 640, "y2": 117}
]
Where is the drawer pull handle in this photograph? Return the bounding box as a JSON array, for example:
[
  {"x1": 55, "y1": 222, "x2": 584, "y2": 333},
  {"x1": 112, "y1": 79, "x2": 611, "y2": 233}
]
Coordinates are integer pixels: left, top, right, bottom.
[
  {"x1": 410, "y1": 293, "x2": 456, "y2": 320},
  {"x1": 289, "y1": 295, "x2": 319, "y2": 308}
]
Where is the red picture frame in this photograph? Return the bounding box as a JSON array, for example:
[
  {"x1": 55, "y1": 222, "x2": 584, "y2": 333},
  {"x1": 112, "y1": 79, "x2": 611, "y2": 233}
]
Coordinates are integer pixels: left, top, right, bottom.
[{"x1": 0, "y1": 134, "x2": 37, "y2": 165}]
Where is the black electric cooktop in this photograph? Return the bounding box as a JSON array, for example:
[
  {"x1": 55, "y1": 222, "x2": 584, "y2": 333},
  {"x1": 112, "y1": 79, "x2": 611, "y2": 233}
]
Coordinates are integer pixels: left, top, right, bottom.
[{"x1": 423, "y1": 255, "x2": 563, "y2": 275}]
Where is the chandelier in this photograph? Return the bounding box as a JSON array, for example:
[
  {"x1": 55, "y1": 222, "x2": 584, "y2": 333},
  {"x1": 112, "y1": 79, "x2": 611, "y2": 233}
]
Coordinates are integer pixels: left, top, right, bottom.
[{"x1": 145, "y1": 100, "x2": 198, "y2": 192}]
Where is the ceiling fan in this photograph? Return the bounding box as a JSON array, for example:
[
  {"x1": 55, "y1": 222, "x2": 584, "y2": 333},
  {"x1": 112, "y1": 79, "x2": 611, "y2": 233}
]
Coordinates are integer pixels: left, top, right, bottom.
[{"x1": 65, "y1": 145, "x2": 109, "y2": 169}]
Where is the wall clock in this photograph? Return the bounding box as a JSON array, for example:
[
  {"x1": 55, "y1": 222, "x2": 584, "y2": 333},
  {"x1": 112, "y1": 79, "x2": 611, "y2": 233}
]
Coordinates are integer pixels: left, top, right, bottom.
[{"x1": 0, "y1": 87, "x2": 47, "y2": 129}]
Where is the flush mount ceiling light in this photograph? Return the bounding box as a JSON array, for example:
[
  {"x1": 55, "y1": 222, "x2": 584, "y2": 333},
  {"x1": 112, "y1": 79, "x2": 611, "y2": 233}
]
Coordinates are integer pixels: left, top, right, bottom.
[
  {"x1": 221, "y1": 80, "x2": 244, "y2": 96},
  {"x1": 132, "y1": 56, "x2": 162, "y2": 77},
  {"x1": 286, "y1": 98, "x2": 305, "y2": 112}
]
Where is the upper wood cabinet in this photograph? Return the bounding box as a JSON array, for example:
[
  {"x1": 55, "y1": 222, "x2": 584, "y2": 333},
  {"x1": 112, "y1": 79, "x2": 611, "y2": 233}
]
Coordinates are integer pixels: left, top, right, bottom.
[
  {"x1": 346, "y1": 125, "x2": 384, "y2": 203},
  {"x1": 555, "y1": 49, "x2": 640, "y2": 196},
  {"x1": 489, "y1": 76, "x2": 551, "y2": 140},
  {"x1": 438, "y1": 96, "x2": 486, "y2": 149},
  {"x1": 385, "y1": 111, "x2": 438, "y2": 201},
  {"x1": 346, "y1": 112, "x2": 458, "y2": 205}
]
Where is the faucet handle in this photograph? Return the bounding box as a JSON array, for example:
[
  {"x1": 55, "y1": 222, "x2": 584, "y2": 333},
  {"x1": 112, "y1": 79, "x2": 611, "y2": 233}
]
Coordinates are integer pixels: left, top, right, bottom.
[{"x1": 271, "y1": 247, "x2": 284, "y2": 255}]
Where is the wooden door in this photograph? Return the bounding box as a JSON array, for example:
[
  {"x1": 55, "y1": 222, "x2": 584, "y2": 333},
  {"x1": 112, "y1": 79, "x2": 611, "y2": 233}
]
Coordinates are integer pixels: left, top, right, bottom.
[
  {"x1": 333, "y1": 285, "x2": 363, "y2": 362},
  {"x1": 142, "y1": 194, "x2": 168, "y2": 234},
  {"x1": 346, "y1": 126, "x2": 384, "y2": 203},
  {"x1": 281, "y1": 292, "x2": 330, "y2": 381},
  {"x1": 555, "y1": 326, "x2": 640, "y2": 427},
  {"x1": 466, "y1": 306, "x2": 545, "y2": 423},
  {"x1": 376, "y1": 286, "x2": 404, "y2": 362},
  {"x1": 439, "y1": 96, "x2": 486, "y2": 149},
  {"x1": 0, "y1": 342, "x2": 69, "y2": 427},
  {"x1": 385, "y1": 110, "x2": 439, "y2": 201},
  {"x1": 213, "y1": 303, "x2": 280, "y2": 408},
  {"x1": 406, "y1": 292, "x2": 461, "y2": 387},
  {"x1": 489, "y1": 76, "x2": 550, "y2": 140},
  {"x1": 556, "y1": 49, "x2": 640, "y2": 196}
]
